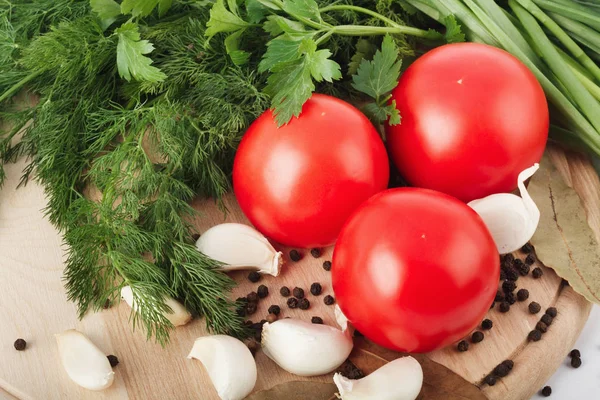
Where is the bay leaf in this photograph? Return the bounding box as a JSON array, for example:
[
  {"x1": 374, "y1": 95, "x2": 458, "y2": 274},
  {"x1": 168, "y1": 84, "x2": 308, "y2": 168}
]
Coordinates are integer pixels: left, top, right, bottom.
[
  {"x1": 246, "y1": 381, "x2": 337, "y2": 400},
  {"x1": 529, "y1": 155, "x2": 600, "y2": 303}
]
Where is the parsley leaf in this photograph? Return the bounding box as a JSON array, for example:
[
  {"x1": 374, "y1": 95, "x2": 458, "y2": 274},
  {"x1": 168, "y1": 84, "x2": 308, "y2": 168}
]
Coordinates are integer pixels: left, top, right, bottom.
[
  {"x1": 121, "y1": 0, "x2": 172, "y2": 18},
  {"x1": 245, "y1": 0, "x2": 267, "y2": 23},
  {"x1": 282, "y1": 0, "x2": 321, "y2": 23},
  {"x1": 116, "y1": 22, "x2": 166, "y2": 82},
  {"x1": 310, "y1": 48, "x2": 342, "y2": 82},
  {"x1": 259, "y1": 33, "x2": 312, "y2": 73},
  {"x1": 364, "y1": 100, "x2": 401, "y2": 126},
  {"x1": 444, "y1": 15, "x2": 466, "y2": 43},
  {"x1": 263, "y1": 15, "x2": 306, "y2": 36},
  {"x1": 348, "y1": 39, "x2": 377, "y2": 76},
  {"x1": 206, "y1": 0, "x2": 252, "y2": 39},
  {"x1": 224, "y1": 30, "x2": 251, "y2": 66},
  {"x1": 90, "y1": 0, "x2": 121, "y2": 30}
]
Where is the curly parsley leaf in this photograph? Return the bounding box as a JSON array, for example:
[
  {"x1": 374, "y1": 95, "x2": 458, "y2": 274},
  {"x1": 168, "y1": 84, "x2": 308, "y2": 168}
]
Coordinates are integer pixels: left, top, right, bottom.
[
  {"x1": 121, "y1": 0, "x2": 173, "y2": 18},
  {"x1": 116, "y1": 22, "x2": 166, "y2": 82},
  {"x1": 90, "y1": 0, "x2": 121, "y2": 30},
  {"x1": 444, "y1": 15, "x2": 466, "y2": 43},
  {"x1": 206, "y1": 0, "x2": 253, "y2": 39}
]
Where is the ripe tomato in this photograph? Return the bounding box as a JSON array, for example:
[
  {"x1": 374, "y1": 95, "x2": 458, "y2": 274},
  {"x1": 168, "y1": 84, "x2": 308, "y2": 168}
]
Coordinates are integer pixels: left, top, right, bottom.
[
  {"x1": 233, "y1": 94, "x2": 389, "y2": 248},
  {"x1": 332, "y1": 188, "x2": 499, "y2": 353},
  {"x1": 386, "y1": 43, "x2": 548, "y2": 202}
]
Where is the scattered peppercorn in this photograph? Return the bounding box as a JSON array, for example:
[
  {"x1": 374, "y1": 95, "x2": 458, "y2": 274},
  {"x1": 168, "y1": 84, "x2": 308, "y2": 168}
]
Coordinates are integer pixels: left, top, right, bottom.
[
  {"x1": 517, "y1": 289, "x2": 529, "y2": 301},
  {"x1": 541, "y1": 386, "x2": 552, "y2": 397},
  {"x1": 236, "y1": 299, "x2": 248, "y2": 317},
  {"x1": 322, "y1": 260, "x2": 332, "y2": 271},
  {"x1": 495, "y1": 291, "x2": 505, "y2": 302},
  {"x1": 482, "y1": 319, "x2": 493, "y2": 330},
  {"x1": 493, "y1": 363, "x2": 510, "y2": 377},
  {"x1": 571, "y1": 356, "x2": 582, "y2": 368},
  {"x1": 324, "y1": 295, "x2": 335, "y2": 305},
  {"x1": 299, "y1": 298, "x2": 310, "y2": 310},
  {"x1": 257, "y1": 285, "x2": 269, "y2": 299},
  {"x1": 244, "y1": 320, "x2": 253, "y2": 327},
  {"x1": 546, "y1": 307, "x2": 558, "y2": 318},
  {"x1": 192, "y1": 233, "x2": 200, "y2": 241},
  {"x1": 504, "y1": 267, "x2": 519, "y2": 282},
  {"x1": 499, "y1": 302, "x2": 510, "y2": 313},
  {"x1": 289, "y1": 249, "x2": 302, "y2": 262},
  {"x1": 570, "y1": 349, "x2": 581, "y2": 358},
  {"x1": 280, "y1": 286, "x2": 291, "y2": 297},
  {"x1": 247, "y1": 292, "x2": 259, "y2": 303},
  {"x1": 541, "y1": 314, "x2": 553, "y2": 326},
  {"x1": 528, "y1": 329, "x2": 542, "y2": 342},
  {"x1": 268, "y1": 305, "x2": 281, "y2": 315},
  {"x1": 248, "y1": 271, "x2": 261, "y2": 283},
  {"x1": 521, "y1": 243, "x2": 534, "y2": 253},
  {"x1": 490, "y1": 302, "x2": 495, "y2": 310},
  {"x1": 513, "y1": 258, "x2": 524, "y2": 268},
  {"x1": 293, "y1": 287, "x2": 305, "y2": 299},
  {"x1": 266, "y1": 313, "x2": 278, "y2": 323},
  {"x1": 505, "y1": 292, "x2": 516, "y2": 305},
  {"x1": 525, "y1": 254, "x2": 536, "y2": 265},
  {"x1": 532, "y1": 267, "x2": 543, "y2": 279},
  {"x1": 517, "y1": 263, "x2": 531, "y2": 276},
  {"x1": 457, "y1": 340, "x2": 469, "y2": 352},
  {"x1": 471, "y1": 331, "x2": 484, "y2": 343},
  {"x1": 287, "y1": 297, "x2": 298, "y2": 309},
  {"x1": 536, "y1": 321, "x2": 548, "y2": 333},
  {"x1": 310, "y1": 282, "x2": 322, "y2": 296},
  {"x1": 107, "y1": 355, "x2": 119, "y2": 367},
  {"x1": 310, "y1": 248, "x2": 321, "y2": 258},
  {"x1": 251, "y1": 322, "x2": 264, "y2": 342},
  {"x1": 247, "y1": 340, "x2": 259, "y2": 356},
  {"x1": 502, "y1": 360, "x2": 514, "y2": 370},
  {"x1": 338, "y1": 360, "x2": 365, "y2": 380},
  {"x1": 484, "y1": 375, "x2": 497, "y2": 386},
  {"x1": 13, "y1": 339, "x2": 26, "y2": 351},
  {"x1": 311, "y1": 316, "x2": 324, "y2": 324},
  {"x1": 103, "y1": 299, "x2": 112, "y2": 309},
  {"x1": 529, "y1": 301, "x2": 541, "y2": 314},
  {"x1": 502, "y1": 280, "x2": 517, "y2": 293},
  {"x1": 499, "y1": 269, "x2": 506, "y2": 281},
  {"x1": 246, "y1": 302, "x2": 258, "y2": 315},
  {"x1": 503, "y1": 253, "x2": 516, "y2": 263}
]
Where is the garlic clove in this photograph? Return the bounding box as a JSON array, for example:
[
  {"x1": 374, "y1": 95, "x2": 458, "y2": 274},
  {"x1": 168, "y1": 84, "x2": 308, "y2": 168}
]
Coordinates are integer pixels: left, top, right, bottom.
[
  {"x1": 55, "y1": 329, "x2": 115, "y2": 391},
  {"x1": 188, "y1": 335, "x2": 257, "y2": 400},
  {"x1": 195, "y1": 223, "x2": 282, "y2": 276},
  {"x1": 334, "y1": 304, "x2": 350, "y2": 333},
  {"x1": 121, "y1": 286, "x2": 192, "y2": 327},
  {"x1": 468, "y1": 164, "x2": 540, "y2": 254},
  {"x1": 261, "y1": 318, "x2": 353, "y2": 377},
  {"x1": 333, "y1": 356, "x2": 423, "y2": 400}
]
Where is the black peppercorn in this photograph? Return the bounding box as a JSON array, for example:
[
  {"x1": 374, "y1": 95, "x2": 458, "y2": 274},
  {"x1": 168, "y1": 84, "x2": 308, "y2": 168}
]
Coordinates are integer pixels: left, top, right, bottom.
[
  {"x1": 299, "y1": 298, "x2": 310, "y2": 310},
  {"x1": 292, "y1": 287, "x2": 305, "y2": 299},
  {"x1": 457, "y1": 340, "x2": 469, "y2": 352},
  {"x1": 528, "y1": 329, "x2": 542, "y2": 342},
  {"x1": 502, "y1": 280, "x2": 517, "y2": 293},
  {"x1": 311, "y1": 316, "x2": 323, "y2": 324},
  {"x1": 490, "y1": 301, "x2": 495, "y2": 310},
  {"x1": 493, "y1": 363, "x2": 510, "y2": 377},
  {"x1": 103, "y1": 299, "x2": 112, "y2": 309},
  {"x1": 517, "y1": 263, "x2": 530, "y2": 276},
  {"x1": 287, "y1": 297, "x2": 298, "y2": 309},
  {"x1": 236, "y1": 301, "x2": 247, "y2": 317},
  {"x1": 280, "y1": 286, "x2": 291, "y2": 297},
  {"x1": 481, "y1": 319, "x2": 493, "y2": 330},
  {"x1": 503, "y1": 253, "x2": 516, "y2": 263},
  {"x1": 571, "y1": 356, "x2": 582, "y2": 368},
  {"x1": 247, "y1": 340, "x2": 259, "y2": 356},
  {"x1": 517, "y1": 289, "x2": 529, "y2": 302},
  {"x1": 495, "y1": 290, "x2": 505, "y2": 302},
  {"x1": 266, "y1": 313, "x2": 278, "y2": 323},
  {"x1": 484, "y1": 375, "x2": 496, "y2": 386},
  {"x1": 247, "y1": 292, "x2": 259, "y2": 304},
  {"x1": 248, "y1": 271, "x2": 261, "y2": 283},
  {"x1": 257, "y1": 285, "x2": 269, "y2": 299},
  {"x1": 502, "y1": 360, "x2": 514, "y2": 370},
  {"x1": 499, "y1": 269, "x2": 506, "y2": 281},
  {"x1": 107, "y1": 355, "x2": 119, "y2": 367},
  {"x1": 499, "y1": 302, "x2": 510, "y2": 313},
  {"x1": 570, "y1": 349, "x2": 581, "y2": 358},
  {"x1": 521, "y1": 243, "x2": 534, "y2": 253},
  {"x1": 251, "y1": 322, "x2": 264, "y2": 342},
  {"x1": 504, "y1": 267, "x2": 519, "y2": 282},
  {"x1": 532, "y1": 267, "x2": 543, "y2": 279},
  {"x1": 513, "y1": 258, "x2": 524, "y2": 268},
  {"x1": 505, "y1": 292, "x2": 516, "y2": 305},
  {"x1": 541, "y1": 314, "x2": 553, "y2": 326},
  {"x1": 324, "y1": 295, "x2": 335, "y2": 305},
  {"x1": 246, "y1": 302, "x2": 258, "y2": 315},
  {"x1": 529, "y1": 301, "x2": 541, "y2": 314},
  {"x1": 310, "y1": 282, "x2": 322, "y2": 296},
  {"x1": 536, "y1": 321, "x2": 548, "y2": 333},
  {"x1": 268, "y1": 305, "x2": 281, "y2": 315},
  {"x1": 546, "y1": 307, "x2": 557, "y2": 318},
  {"x1": 322, "y1": 261, "x2": 332, "y2": 271},
  {"x1": 525, "y1": 254, "x2": 536, "y2": 265},
  {"x1": 471, "y1": 331, "x2": 484, "y2": 343},
  {"x1": 310, "y1": 248, "x2": 321, "y2": 258},
  {"x1": 192, "y1": 233, "x2": 201, "y2": 241},
  {"x1": 541, "y1": 386, "x2": 552, "y2": 397},
  {"x1": 244, "y1": 320, "x2": 253, "y2": 327},
  {"x1": 13, "y1": 339, "x2": 26, "y2": 351},
  {"x1": 289, "y1": 249, "x2": 302, "y2": 262}
]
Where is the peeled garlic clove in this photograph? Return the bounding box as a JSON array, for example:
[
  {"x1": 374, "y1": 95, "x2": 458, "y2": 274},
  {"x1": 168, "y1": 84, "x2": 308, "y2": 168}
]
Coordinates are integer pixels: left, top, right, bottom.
[
  {"x1": 334, "y1": 304, "x2": 350, "y2": 333},
  {"x1": 262, "y1": 318, "x2": 353, "y2": 376},
  {"x1": 188, "y1": 335, "x2": 257, "y2": 400},
  {"x1": 195, "y1": 223, "x2": 282, "y2": 276},
  {"x1": 333, "y1": 356, "x2": 423, "y2": 400},
  {"x1": 468, "y1": 164, "x2": 540, "y2": 254},
  {"x1": 121, "y1": 286, "x2": 192, "y2": 327},
  {"x1": 55, "y1": 329, "x2": 115, "y2": 391}
]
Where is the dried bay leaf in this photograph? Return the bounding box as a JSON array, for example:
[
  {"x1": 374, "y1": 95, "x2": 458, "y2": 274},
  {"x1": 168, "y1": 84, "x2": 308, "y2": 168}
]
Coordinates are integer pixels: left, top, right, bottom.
[
  {"x1": 529, "y1": 155, "x2": 600, "y2": 303},
  {"x1": 246, "y1": 381, "x2": 337, "y2": 400}
]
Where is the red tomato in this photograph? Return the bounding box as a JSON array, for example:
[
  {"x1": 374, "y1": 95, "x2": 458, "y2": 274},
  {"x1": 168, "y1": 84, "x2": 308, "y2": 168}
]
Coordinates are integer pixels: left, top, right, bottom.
[
  {"x1": 332, "y1": 188, "x2": 499, "y2": 353},
  {"x1": 233, "y1": 94, "x2": 389, "y2": 248},
  {"x1": 386, "y1": 43, "x2": 548, "y2": 202}
]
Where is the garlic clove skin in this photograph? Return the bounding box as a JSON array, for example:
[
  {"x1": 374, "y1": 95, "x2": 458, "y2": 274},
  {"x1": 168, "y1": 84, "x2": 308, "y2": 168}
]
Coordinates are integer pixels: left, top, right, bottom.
[
  {"x1": 195, "y1": 223, "x2": 282, "y2": 276},
  {"x1": 121, "y1": 286, "x2": 192, "y2": 327},
  {"x1": 187, "y1": 335, "x2": 257, "y2": 400},
  {"x1": 468, "y1": 164, "x2": 540, "y2": 254},
  {"x1": 333, "y1": 356, "x2": 423, "y2": 400},
  {"x1": 262, "y1": 318, "x2": 353, "y2": 377},
  {"x1": 55, "y1": 329, "x2": 115, "y2": 391}
]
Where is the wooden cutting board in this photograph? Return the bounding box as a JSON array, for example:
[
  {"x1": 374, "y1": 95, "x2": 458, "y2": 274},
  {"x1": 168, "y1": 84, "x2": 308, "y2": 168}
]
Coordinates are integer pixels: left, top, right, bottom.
[{"x1": 0, "y1": 145, "x2": 596, "y2": 400}]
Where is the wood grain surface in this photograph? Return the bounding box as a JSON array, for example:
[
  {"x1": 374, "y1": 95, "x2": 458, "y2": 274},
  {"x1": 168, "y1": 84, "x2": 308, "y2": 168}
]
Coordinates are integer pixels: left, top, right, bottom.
[{"x1": 0, "y1": 145, "x2": 595, "y2": 400}]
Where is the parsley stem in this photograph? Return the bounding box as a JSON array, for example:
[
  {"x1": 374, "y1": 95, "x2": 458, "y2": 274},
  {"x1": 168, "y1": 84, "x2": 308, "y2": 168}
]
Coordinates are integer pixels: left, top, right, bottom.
[
  {"x1": 333, "y1": 25, "x2": 435, "y2": 38},
  {"x1": 0, "y1": 71, "x2": 41, "y2": 104},
  {"x1": 315, "y1": 30, "x2": 335, "y2": 45},
  {"x1": 319, "y1": 4, "x2": 402, "y2": 28}
]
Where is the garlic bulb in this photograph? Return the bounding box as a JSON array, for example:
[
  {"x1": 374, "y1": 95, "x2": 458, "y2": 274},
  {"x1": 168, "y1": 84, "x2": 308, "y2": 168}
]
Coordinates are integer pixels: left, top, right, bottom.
[
  {"x1": 333, "y1": 356, "x2": 423, "y2": 400},
  {"x1": 188, "y1": 335, "x2": 257, "y2": 400},
  {"x1": 262, "y1": 318, "x2": 353, "y2": 376},
  {"x1": 121, "y1": 286, "x2": 192, "y2": 327},
  {"x1": 55, "y1": 329, "x2": 115, "y2": 391},
  {"x1": 468, "y1": 164, "x2": 540, "y2": 254},
  {"x1": 196, "y1": 223, "x2": 282, "y2": 276}
]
